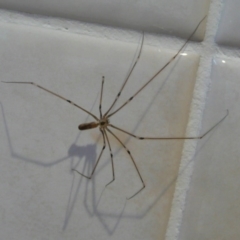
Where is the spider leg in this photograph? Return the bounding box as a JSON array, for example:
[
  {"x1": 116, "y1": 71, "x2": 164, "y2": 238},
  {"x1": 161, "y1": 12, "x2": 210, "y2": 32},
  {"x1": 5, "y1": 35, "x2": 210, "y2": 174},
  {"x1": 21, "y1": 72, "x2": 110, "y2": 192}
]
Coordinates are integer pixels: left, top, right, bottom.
[
  {"x1": 107, "y1": 16, "x2": 207, "y2": 118},
  {"x1": 106, "y1": 127, "x2": 145, "y2": 200},
  {"x1": 72, "y1": 129, "x2": 106, "y2": 179},
  {"x1": 2, "y1": 81, "x2": 99, "y2": 121},
  {"x1": 99, "y1": 76, "x2": 104, "y2": 119},
  {"x1": 104, "y1": 129, "x2": 115, "y2": 186},
  {"x1": 108, "y1": 110, "x2": 228, "y2": 140},
  {"x1": 104, "y1": 32, "x2": 145, "y2": 117}
]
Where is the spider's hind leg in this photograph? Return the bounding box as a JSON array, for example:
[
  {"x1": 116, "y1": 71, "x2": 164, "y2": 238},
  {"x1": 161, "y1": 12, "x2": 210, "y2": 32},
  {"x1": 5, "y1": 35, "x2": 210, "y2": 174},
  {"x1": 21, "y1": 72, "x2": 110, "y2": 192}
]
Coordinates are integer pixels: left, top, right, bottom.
[
  {"x1": 104, "y1": 129, "x2": 115, "y2": 187},
  {"x1": 72, "y1": 129, "x2": 106, "y2": 179},
  {"x1": 106, "y1": 128, "x2": 145, "y2": 200}
]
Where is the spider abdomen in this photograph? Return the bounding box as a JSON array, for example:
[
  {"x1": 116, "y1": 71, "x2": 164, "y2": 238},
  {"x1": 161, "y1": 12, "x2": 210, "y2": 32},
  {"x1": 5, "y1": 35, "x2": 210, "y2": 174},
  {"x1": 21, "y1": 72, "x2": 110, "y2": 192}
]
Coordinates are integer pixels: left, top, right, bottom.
[{"x1": 78, "y1": 122, "x2": 99, "y2": 130}]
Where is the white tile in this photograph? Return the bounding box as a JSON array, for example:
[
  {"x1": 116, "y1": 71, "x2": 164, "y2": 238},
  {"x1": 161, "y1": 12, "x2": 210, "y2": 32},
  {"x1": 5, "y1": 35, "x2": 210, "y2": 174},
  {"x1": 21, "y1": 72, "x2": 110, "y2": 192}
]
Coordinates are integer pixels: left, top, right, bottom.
[
  {"x1": 179, "y1": 57, "x2": 240, "y2": 240},
  {"x1": 0, "y1": 22, "x2": 200, "y2": 239},
  {"x1": 0, "y1": 0, "x2": 209, "y2": 38},
  {"x1": 216, "y1": 0, "x2": 240, "y2": 47}
]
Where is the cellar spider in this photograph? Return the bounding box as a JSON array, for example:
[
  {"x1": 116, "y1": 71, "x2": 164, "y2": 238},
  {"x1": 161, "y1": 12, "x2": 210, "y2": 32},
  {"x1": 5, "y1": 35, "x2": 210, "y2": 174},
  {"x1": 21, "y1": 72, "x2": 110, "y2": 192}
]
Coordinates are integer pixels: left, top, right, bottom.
[{"x1": 2, "y1": 16, "x2": 228, "y2": 200}]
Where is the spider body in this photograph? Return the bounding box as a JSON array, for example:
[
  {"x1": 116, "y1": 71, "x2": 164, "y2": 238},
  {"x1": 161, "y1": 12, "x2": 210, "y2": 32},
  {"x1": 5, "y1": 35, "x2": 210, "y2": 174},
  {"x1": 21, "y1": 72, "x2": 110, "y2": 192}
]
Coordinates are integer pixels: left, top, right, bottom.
[{"x1": 78, "y1": 117, "x2": 109, "y2": 130}]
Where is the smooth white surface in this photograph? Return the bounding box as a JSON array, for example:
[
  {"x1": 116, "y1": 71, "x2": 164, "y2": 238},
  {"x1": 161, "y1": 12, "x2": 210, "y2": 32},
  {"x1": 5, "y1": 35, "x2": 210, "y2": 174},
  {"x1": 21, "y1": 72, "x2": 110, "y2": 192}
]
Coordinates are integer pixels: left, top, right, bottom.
[
  {"x1": 0, "y1": 0, "x2": 209, "y2": 38},
  {"x1": 0, "y1": 22, "x2": 199, "y2": 240},
  {"x1": 216, "y1": 0, "x2": 240, "y2": 47},
  {"x1": 179, "y1": 57, "x2": 240, "y2": 240}
]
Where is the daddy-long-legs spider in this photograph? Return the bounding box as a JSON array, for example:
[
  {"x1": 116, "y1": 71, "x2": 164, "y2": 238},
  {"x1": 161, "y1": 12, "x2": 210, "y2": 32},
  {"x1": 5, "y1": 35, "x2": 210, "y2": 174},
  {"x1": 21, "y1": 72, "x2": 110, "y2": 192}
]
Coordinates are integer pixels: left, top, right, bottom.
[{"x1": 2, "y1": 16, "x2": 228, "y2": 200}]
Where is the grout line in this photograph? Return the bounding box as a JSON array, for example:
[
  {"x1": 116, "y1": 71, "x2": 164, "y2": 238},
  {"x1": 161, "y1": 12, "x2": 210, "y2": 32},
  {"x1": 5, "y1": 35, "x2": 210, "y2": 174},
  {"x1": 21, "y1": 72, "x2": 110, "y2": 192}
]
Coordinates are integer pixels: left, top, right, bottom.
[
  {"x1": 0, "y1": 6, "x2": 239, "y2": 70},
  {"x1": 165, "y1": 0, "x2": 226, "y2": 240},
  {"x1": 0, "y1": 8, "x2": 239, "y2": 58}
]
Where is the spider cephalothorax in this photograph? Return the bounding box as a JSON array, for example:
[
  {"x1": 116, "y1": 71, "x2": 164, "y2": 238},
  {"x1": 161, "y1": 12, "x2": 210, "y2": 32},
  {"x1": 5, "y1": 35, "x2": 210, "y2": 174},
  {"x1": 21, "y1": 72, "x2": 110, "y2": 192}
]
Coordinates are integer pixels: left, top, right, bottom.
[{"x1": 99, "y1": 117, "x2": 110, "y2": 129}]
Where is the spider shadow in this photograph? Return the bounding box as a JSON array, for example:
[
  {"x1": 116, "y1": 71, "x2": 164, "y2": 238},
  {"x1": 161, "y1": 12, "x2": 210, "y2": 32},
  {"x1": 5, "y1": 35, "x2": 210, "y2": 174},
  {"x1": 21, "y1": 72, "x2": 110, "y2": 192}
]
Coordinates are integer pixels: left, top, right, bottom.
[
  {"x1": 0, "y1": 94, "x2": 126, "y2": 234},
  {"x1": 0, "y1": 103, "x2": 92, "y2": 214},
  {"x1": 1, "y1": 93, "x2": 226, "y2": 235},
  {"x1": 75, "y1": 55, "x2": 185, "y2": 227},
  {"x1": 107, "y1": 108, "x2": 227, "y2": 223},
  {"x1": 91, "y1": 51, "x2": 225, "y2": 221},
  {"x1": 0, "y1": 44, "x2": 207, "y2": 235}
]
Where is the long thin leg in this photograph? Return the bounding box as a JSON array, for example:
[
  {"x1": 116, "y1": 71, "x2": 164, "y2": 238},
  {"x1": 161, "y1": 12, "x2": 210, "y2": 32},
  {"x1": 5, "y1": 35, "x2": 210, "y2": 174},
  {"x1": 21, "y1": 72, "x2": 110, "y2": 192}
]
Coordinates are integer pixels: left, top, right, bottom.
[
  {"x1": 108, "y1": 109, "x2": 228, "y2": 140},
  {"x1": 99, "y1": 76, "x2": 104, "y2": 119},
  {"x1": 104, "y1": 129, "x2": 115, "y2": 186},
  {"x1": 106, "y1": 127, "x2": 145, "y2": 200},
  {"x1": 104, "y1": 32, "x2": 145, "y2": 117},
  {"x1": 107, "y1": 16, "x2": 207, "y2": 118},
  {"x1": 2, "y1": 81, "x2": 99, "y2": 121},
  {"x1": 72, "y1": 129, "x2": 106, "y2": 178}
]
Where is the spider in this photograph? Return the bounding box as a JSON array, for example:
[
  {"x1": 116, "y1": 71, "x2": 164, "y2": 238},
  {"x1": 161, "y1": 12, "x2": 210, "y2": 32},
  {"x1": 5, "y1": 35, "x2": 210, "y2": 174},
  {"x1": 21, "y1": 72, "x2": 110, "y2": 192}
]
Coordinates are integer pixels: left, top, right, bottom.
[{"x1": 2, "y1": 16, "x2": 228, "y2": 199}]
